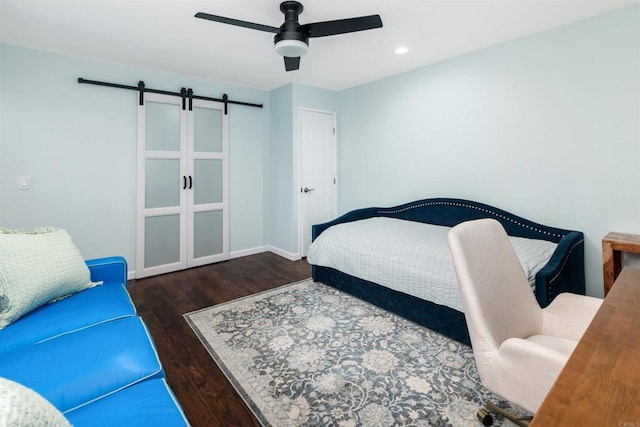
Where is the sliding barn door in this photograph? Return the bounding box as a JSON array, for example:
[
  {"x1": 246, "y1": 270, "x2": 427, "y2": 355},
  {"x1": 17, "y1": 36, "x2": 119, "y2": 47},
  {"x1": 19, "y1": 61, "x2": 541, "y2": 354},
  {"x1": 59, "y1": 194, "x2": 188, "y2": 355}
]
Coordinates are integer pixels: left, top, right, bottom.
[
  {"x1": 187, "y1": 100, "x2": 229, "y2": 268},
  {"x1": 136, "y1": 93, "x2": 228, "y2": 278}
]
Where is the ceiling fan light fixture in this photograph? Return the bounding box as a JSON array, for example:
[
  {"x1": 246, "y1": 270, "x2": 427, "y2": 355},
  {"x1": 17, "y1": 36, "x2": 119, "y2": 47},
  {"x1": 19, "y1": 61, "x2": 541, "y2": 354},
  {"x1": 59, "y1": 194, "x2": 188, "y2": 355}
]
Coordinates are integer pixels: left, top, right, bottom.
[
  {"x1": 196, "y1": 2, "x2": 383, "y2": 71},
  {"x1": 274, "y1": 39, "x2": 309, "y2": 57}
]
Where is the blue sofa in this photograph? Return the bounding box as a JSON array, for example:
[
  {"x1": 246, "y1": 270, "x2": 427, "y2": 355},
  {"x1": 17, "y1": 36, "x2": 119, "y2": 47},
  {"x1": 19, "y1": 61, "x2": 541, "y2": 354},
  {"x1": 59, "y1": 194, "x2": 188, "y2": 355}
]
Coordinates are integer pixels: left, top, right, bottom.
[{"x1": 0, "y1": 256, "x2": 190, "y2": 426}]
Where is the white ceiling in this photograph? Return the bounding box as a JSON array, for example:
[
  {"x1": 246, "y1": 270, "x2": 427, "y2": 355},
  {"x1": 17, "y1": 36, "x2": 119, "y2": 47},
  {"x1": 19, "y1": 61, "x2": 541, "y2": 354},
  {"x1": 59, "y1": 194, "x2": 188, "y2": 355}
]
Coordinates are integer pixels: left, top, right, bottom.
[{"x1": 0, "y1": 0, "x2": 635, "y2": 91}]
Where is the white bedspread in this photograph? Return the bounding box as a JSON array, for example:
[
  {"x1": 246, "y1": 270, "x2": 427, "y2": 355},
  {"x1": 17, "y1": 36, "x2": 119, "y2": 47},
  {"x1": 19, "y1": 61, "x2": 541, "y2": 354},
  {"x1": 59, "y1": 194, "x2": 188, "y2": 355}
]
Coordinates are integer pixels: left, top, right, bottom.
[{"x1": 307, "y1": 217, "x2": 558, "y2": 312}]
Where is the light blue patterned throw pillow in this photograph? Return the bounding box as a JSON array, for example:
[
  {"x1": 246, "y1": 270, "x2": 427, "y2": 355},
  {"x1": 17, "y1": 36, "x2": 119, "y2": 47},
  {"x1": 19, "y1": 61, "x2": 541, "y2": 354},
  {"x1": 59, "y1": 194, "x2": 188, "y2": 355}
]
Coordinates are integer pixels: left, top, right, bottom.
[
  {"x1": 0, "y1": 227, "x2": 98, "y2": 329},
  {"x1": 0, "y1": 377, "x2": 71, "y2": 427}
]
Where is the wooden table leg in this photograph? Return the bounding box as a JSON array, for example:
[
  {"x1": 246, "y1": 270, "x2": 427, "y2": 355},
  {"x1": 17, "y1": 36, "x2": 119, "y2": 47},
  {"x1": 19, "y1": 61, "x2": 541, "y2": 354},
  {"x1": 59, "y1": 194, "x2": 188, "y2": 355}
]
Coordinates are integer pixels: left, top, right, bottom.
[{"x1": 602, "y1": 242, "x2": 621, "y2": 296}]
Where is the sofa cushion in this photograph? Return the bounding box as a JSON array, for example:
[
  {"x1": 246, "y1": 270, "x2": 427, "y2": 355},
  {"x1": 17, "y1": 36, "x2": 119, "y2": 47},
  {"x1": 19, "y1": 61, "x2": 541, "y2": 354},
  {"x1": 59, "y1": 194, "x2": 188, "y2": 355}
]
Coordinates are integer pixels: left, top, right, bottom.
[
  {"x1": 0, "y1": 316, "x2": 164, "y2": 413},
  {"x1": 64, "y1": 378, "x2": 189, "y2": 426},
  {"x1": 0, "y1": 377, "x2": 71, "y2": 427},
  {"x1": 0, "y1": 282, "x2": 136, "y2": 355},
  {"x1": 0, "y1": 227, "x2": 98, "y2": 329}
]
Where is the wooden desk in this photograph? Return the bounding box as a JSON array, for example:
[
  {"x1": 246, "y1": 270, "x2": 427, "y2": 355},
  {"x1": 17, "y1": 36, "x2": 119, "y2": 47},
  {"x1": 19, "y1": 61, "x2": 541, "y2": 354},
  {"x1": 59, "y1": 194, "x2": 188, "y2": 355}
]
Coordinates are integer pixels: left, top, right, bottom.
[
  {"x1": 602, "y1": 232, "x2": 640, "y2": 296},
  {"x1": 531, "y1": 267, "x2": 640, "y2": 427}
]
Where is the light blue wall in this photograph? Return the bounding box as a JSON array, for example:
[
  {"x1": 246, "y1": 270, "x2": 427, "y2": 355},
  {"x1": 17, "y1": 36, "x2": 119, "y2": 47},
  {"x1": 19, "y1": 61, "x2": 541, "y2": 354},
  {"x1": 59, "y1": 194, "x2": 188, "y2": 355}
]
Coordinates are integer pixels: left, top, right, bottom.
[
  {"x1": 336, "y1": 5, "x2": 640, "y2": 297},
  {"x1": 292, "y1": 83, "x2": 338, "y2": 113},
  {"x1": 267, "y1": 84, "x2": 296, "y2": 254},
  {"x1": 267, "y1": 83, "x2": 338, "y2": 256},
  {"x1": 0, "y1": 44, "x2": 269, "y2": 271}
]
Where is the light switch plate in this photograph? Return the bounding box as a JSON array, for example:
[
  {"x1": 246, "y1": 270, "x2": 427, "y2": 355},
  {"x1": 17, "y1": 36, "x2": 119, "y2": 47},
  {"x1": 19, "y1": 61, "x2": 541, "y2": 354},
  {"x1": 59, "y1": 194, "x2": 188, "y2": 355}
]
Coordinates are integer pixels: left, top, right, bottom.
[{"x1": 19, "y1": 176, "x2": 30, "y2": 190}]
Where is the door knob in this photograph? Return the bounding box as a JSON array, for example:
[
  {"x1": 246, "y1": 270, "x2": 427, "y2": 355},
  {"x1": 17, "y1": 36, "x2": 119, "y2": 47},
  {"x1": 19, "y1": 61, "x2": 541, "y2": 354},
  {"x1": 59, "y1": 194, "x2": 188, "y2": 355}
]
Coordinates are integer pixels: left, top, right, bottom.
[{"x1": 303, "y1": 187, "x2": 315, "y2": 193}]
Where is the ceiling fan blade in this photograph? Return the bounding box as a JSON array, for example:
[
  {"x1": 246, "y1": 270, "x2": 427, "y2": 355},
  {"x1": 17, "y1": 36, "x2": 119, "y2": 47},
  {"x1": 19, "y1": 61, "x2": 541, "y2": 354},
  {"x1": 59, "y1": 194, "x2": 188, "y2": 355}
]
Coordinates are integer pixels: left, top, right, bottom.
[
  {"x1": 284, "y1": 56, "x2": 300, "y2": 72},
  {"x1": 195, "y1": 12, "x2": 279, "y2": 33},
  {"x1": 301, "y1": 15, "x2": 382, "y2": 38}
]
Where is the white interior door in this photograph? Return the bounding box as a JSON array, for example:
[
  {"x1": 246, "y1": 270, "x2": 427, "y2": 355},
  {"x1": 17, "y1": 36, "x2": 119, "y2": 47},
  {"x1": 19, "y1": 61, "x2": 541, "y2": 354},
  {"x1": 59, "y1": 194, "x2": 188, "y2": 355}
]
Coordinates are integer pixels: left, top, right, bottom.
[
  {"x1": 136, "y1": 94, "x2": 228, "y2": 278},
  {"x1": 300, "y1": 108, "x2": 337, "y2": 256}
]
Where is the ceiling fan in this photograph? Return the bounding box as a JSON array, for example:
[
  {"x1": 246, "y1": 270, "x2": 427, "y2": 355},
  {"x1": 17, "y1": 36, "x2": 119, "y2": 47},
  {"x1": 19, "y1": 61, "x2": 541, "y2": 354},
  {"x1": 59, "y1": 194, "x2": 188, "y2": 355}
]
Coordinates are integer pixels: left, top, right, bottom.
[{"x1": 195, "y1": 1, "x2": 383, "y2": 72}]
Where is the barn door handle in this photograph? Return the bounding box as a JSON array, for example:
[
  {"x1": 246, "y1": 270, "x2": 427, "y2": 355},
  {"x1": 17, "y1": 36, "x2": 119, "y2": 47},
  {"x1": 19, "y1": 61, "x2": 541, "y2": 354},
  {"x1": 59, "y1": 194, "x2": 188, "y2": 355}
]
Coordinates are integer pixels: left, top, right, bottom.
[{"x1": 303, "y1": 187, "x2": 315, "y2": 193}]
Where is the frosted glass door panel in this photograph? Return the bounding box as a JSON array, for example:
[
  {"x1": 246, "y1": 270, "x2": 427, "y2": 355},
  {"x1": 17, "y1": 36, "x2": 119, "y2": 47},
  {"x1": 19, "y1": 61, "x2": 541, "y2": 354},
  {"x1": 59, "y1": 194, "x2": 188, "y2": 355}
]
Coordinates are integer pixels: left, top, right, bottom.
[
  {"x1": 194, "y1": 159, "x2": 222, "y2": 205},
  {"x1": 194, "y1": 107, "x2": 222, "y2": 153},
  {"x1": 145, "y1": 215, "x2": 180, "y2": 268},
  {"x1": 146, "y1": 102, "x2": 180, "y2": 151},
  {"x1": 145, "y1": 159, "x2": 180, "y2": 208},
  {"x1": 194, "y1": 210, "x2": 223, "y2": 258}
]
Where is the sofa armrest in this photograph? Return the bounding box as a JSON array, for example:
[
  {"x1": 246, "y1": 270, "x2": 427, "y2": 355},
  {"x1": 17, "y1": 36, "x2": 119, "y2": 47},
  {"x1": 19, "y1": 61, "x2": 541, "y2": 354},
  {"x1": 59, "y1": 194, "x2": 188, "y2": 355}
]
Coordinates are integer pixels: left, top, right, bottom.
[{"x1": 86, "y1": 257, "x2": 128, "y2": 288}]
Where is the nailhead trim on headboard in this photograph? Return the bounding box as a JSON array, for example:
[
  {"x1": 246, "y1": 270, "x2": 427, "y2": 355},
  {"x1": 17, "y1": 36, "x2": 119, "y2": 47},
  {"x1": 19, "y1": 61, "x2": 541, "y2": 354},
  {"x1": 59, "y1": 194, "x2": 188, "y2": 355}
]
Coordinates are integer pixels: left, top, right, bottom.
[
  {"x1": 548, "y1": 238, "x2": 583, "y2": 286},
  {"x1": 377, "y1": 200, "x2": 566, "y2": 239}
]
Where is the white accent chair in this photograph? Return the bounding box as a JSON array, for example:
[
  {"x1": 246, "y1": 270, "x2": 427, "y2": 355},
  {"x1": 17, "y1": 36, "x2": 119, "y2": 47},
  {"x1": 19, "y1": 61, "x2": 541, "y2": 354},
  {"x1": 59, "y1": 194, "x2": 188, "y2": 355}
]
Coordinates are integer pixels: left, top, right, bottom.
[{"x1": 448, "y1": 219, "x2": 602, "y2": 426}]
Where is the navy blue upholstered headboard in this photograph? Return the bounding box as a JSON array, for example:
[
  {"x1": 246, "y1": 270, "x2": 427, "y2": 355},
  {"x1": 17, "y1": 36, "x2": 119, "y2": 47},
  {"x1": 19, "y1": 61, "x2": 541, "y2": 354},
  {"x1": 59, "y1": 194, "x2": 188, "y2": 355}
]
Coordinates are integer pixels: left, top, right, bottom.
[{"x1": 313, "y1": 198, "x2": 570, "y2": 242}]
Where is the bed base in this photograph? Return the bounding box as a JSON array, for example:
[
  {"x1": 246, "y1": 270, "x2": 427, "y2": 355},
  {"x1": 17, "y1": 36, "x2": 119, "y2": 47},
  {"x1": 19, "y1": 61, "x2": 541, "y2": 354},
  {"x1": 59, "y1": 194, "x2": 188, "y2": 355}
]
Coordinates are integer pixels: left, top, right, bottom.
[{"x1": 313, "y1": 265, "x2": 472, "y2": 345}]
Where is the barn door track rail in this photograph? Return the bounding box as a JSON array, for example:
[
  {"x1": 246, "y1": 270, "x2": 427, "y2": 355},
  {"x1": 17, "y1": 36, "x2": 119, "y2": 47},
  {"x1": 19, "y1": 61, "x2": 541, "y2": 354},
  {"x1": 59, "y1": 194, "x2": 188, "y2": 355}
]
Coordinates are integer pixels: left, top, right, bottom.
[{"x1": 78, "y1": 77, "x2": 263, "y2": 114}]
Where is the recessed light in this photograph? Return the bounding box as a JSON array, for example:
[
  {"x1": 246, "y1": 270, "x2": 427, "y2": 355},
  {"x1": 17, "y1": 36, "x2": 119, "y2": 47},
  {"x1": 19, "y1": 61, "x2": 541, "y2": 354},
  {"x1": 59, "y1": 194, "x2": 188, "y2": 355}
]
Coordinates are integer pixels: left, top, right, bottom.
[{"x1": 394, "y1": 46, "x2": 409, "y2": 55}]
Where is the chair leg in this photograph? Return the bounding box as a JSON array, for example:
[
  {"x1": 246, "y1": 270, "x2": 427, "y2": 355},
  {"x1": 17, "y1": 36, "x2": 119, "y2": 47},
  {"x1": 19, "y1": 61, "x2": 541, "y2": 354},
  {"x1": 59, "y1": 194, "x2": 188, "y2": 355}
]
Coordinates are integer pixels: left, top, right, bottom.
[{"x1": 477, "y1": 402, "x2": 532, "y2": 427}]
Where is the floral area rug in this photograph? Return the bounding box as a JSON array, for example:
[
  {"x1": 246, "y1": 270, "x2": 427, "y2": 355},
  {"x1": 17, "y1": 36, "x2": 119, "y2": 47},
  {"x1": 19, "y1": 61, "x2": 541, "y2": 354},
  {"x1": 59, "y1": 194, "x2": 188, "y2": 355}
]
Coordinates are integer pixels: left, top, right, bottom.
[{"x1": 184, "y1": 279, "x2": 525, "y2": 426}]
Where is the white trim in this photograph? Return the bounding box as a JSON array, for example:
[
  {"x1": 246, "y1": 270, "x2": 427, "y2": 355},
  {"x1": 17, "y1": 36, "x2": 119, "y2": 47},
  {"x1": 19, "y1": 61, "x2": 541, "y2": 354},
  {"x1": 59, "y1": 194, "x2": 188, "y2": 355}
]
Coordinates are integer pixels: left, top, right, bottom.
[
  {"x1": 143, "y1": 206, "x2": 183, "y2": 217},
  {"x1": 298, "y1": 106, "x2": 336, "y2": 116},
  {"x1": 266, "y1": 245, "x2": 302, "y2": 261},
  {"x1": 130, "y1": 246, "x2": 300, "y2": 278},
  {"x1": 230, "y1": 246, "x2": 267, "y2": 259}
]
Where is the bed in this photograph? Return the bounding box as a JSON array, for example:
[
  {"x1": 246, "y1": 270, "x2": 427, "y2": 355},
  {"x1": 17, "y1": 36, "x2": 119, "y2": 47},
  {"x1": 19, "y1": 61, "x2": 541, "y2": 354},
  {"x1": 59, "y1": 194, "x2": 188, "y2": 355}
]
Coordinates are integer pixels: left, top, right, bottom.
[{"x1": 307, "y1": 198, "x2": 585, "y2": 346}]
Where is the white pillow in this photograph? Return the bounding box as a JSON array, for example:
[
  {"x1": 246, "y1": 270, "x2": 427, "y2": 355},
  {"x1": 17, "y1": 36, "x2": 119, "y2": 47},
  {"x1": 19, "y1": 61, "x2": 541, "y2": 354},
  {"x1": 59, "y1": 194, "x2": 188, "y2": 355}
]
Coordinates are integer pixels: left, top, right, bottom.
[
  {"x1": 0, "y1": 227, "x2": 98, "y2": 329},
  {"x1": 0, "y1": 377, "x2": 71, "y2": 427}
]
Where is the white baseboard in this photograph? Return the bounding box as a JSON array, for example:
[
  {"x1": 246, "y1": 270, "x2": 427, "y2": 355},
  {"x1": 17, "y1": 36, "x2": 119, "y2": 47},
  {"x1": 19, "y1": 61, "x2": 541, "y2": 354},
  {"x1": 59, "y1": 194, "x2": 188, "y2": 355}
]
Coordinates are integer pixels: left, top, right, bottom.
[
  {"x1": 230, "y1": 246, "x2": 267, "y2": 259},
  {"x1": 127, "y1": 246, "x2": 298, "y2": 280},
  {"x1": 266, "y1": 245, "x2": 301, "y2": 261}
]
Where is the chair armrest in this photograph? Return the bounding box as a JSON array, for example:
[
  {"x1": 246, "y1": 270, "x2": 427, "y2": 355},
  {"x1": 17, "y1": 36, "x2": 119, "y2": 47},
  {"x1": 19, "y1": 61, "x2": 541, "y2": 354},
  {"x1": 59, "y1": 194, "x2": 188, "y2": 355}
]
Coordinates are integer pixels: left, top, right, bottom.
[
  {"x1": 499, "y1": 337, "x2": 568, "y2": 374},
  {"x1": 541, "y1": 293, "x2": 602, "y2": 340},
  {"x1": 85, "y1": 257, "x2": 128, "y2": 288}
]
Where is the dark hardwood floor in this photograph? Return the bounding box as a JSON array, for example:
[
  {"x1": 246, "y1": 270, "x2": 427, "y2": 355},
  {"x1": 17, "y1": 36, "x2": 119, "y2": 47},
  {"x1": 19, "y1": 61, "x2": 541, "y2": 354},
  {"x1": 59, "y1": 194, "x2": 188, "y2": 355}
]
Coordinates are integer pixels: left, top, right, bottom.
[{"x1": 127, "y1": 252, "x2": 311, "y2": 427}]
